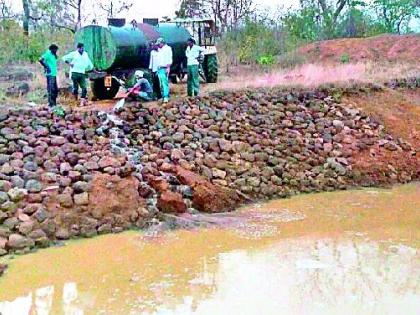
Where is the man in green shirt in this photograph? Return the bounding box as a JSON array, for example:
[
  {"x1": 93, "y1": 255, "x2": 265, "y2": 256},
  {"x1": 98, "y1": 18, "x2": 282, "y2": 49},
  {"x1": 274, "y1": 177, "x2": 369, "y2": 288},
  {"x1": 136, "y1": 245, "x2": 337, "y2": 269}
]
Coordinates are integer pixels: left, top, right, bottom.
[
  {"x1": 39, "y1": 44, "x2": 59, "y2": 107},
  {"x1": 62, "y1": 43, "x2": 94, "y2": 106}
]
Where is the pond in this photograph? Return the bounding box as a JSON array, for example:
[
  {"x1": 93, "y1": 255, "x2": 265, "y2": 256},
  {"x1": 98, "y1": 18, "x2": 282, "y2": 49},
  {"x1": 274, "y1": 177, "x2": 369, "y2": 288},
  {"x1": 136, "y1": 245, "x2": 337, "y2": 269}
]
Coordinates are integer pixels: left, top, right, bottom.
[{"x1": 0, "y1": 183, "x2": 419, "y2": 314}]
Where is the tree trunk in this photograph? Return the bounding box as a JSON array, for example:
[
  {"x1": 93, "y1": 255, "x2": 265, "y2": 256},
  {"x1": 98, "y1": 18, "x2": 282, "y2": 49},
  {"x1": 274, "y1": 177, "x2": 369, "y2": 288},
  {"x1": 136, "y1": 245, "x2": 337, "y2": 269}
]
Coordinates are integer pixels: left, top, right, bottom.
[
  {"x1": 22, "y1": 0, "x2": 30, "y2": 35},
  {"x1": 76, "y1": 0, "x2": 82, "y2": 31}
]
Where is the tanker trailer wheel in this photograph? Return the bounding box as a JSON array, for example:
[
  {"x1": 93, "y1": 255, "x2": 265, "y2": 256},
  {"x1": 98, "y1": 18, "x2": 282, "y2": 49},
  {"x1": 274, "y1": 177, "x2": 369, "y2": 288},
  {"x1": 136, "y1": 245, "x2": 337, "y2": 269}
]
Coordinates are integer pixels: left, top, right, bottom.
[
  {"x1": 91, "y1": 77, "x2": 120, "y2": 100},
  {"x1": 204, "y1": 54, "x2": 218, "y2": 83}
]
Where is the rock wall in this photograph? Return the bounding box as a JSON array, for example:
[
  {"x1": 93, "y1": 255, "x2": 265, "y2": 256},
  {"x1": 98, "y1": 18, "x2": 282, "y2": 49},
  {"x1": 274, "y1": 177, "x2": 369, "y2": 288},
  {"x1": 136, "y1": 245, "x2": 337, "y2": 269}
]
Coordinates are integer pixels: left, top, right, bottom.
[
  {"x1": 115, "y1": 83, "x2": 417, "y2": 197},
  {"x1": 0, "y1": 81, "x2": 418, "y2": 256}
]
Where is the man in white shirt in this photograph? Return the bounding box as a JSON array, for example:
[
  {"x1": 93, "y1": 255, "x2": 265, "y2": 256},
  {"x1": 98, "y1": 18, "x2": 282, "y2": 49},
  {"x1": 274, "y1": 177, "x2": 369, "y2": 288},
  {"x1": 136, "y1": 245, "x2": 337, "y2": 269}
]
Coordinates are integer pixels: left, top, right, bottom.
[
  {"x1": 148, "y1": 43, "x2": 160, "y2": 99},
  {"x1": 62, "y1": 43, "x2": 94, "y2": 106},
  {"x1": 185, "y1": 37, "x2": 205, "y2": 97},
  {"x1": 156, "y1": 38, "x2": 173, "y2": 103}
]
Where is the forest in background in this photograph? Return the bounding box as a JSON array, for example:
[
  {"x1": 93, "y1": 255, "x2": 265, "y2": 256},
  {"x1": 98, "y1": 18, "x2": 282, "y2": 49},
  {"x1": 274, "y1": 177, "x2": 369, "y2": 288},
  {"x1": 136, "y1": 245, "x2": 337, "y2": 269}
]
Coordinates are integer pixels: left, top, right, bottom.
[{"x1": 0, "y1": 0, "x2": 418, "y2": 67}]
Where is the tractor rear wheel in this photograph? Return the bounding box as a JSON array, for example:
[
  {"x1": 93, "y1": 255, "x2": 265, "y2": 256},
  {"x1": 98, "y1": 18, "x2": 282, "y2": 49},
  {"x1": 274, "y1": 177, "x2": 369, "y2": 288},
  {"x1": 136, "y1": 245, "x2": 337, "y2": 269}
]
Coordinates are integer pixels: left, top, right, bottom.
[
  {"x1": 204, "y1": 54, "x2": 218, "y2": 83},
  {"x1": 91, "y1": 77, "x2": 120, "y2": 100}
]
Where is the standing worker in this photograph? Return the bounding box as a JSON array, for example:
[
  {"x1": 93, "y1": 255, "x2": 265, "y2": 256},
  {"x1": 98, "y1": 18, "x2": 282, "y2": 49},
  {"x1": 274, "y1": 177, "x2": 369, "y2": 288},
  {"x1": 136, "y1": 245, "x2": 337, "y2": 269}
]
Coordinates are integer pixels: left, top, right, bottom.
[
  {"x1": 156, "y1": 38, "x2": 172, "y2": 103},
  {"x1": 39, "y1": 44, "x2": 59, "y2": 107},
  {"x1": 149, "y1": 42, "x2": 161, "y2": 99},
  {"x1": 185, "y1": 38, "x2": 205, "y2": 97},
  {"x1": 62, "y1": 43, "x2": 94, "y2": 106}
]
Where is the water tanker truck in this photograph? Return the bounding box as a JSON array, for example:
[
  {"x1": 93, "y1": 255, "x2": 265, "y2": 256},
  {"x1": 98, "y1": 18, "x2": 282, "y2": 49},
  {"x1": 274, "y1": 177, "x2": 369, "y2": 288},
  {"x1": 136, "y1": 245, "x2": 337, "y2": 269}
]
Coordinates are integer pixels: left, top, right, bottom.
[{"x1": 75, "y1": 18, "x2": 219, "y2": 100}]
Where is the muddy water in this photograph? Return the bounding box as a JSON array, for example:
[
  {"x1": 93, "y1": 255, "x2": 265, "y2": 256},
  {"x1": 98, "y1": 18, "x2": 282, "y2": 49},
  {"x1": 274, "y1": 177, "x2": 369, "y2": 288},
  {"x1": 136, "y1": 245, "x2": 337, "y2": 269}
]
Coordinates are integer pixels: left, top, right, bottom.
[{"x1": 0, "y1": 183, "x2": 419, "y2": 315}]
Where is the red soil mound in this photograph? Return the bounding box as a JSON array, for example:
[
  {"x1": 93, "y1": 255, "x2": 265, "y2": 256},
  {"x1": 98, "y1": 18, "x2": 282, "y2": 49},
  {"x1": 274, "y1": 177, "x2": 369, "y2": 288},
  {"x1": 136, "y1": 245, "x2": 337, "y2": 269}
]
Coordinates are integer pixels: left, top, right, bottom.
[
  {"x1": 298, "y1": 34, "x2": 420, "y2": 63},
  {"x1": 343, "y1": 88, "x2": 420, "y2": 185}
]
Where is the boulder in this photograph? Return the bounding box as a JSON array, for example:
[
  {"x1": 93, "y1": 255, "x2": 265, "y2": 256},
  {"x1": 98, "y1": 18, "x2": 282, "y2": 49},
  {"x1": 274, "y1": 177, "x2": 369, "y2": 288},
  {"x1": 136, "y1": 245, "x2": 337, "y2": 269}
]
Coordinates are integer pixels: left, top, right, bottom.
[
  {"x1": 175, "y1": 166, "x2": 241, "y2": 213},
  {"x1": 25, "y1": 180, "x2": 43, "y2": 193},
  {"x1": 55, "y1": 228, "x2": 70, "y2": 240},
  {"x1": 74, "y1": 192, "x2": 89, "y2": 206},
  {"x1": 7, "y1": 234, "x2": 34, "y2": 250},
  {"x1": 0, "y1": 180, "x2": 12, "y2": 192},
  {"x1": 0, "y1": 263, "x2": 6, "y2": 275},
  {"x1": 73, "y1": 181, "x2": 89, "y2": 193},
  {"x1": 5, "y1": 82, "x2": 30, "y2": 97},
  {"x1": 7, "y1": 187, "x2": 27, "y2": 202},
  {"x1": 57, "y1": 193, "x2": 73, "y2": 208},
  {"x1": 0, "y1": 191, "x2": 9, "y2": 204},
  {"x1": 98, "y1": 156, "x2": 120, "y2": 169},
  {"x1": 88, "y1": 174, "x2": 145, "y2": 220},
  {"x1": 157, "y1": 191, "x2": 187, "y2": 214},
  {"x1": 0, "y1": 237, "x2": 6, "y2": 249}
]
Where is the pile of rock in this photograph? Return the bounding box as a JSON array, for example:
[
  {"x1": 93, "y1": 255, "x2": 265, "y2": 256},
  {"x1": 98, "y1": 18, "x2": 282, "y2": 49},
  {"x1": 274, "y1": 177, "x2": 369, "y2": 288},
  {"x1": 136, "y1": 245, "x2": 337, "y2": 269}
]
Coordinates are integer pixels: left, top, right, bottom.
[
  {"x1": 0, "y1": 105, "x2": 240, "y2": 255},
  {"x1": 0, "y1": 83, "x2": 417, "y2": 256},
  {"x1": 0, "y1": 107, "x2": 152, "y2": 255},
  {"x1": 115, "y1": 87, "x2": 415, "y2": 198}
]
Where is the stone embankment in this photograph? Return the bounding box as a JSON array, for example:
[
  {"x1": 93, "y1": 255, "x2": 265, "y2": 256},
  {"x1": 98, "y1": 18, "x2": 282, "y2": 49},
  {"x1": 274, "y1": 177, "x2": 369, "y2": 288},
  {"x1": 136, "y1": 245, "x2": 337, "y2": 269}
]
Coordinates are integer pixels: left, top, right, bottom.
[{"x1": 0, "y1": 79, "x2": 419, "y2": 256}]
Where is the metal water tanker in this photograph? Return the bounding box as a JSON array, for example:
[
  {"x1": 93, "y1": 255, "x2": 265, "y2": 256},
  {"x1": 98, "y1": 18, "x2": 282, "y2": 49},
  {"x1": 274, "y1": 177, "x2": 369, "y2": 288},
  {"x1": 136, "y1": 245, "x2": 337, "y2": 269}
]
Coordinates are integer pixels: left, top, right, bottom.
[{"x1": 74, "y1": 20, "x2": 218, "y2": 100}]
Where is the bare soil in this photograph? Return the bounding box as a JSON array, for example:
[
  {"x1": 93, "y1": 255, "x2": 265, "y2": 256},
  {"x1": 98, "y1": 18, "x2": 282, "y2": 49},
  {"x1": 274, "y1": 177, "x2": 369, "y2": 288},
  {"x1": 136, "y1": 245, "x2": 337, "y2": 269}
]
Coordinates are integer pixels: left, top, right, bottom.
[{"x1": 298, "y1": 34, "x2": 420, "y2": 63}]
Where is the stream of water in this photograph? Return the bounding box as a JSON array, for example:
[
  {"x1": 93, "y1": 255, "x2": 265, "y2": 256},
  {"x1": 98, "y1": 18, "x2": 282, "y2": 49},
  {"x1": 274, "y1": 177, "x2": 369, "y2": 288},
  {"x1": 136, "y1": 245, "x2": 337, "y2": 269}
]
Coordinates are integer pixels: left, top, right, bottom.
[{"x1": 0, "y1": 183, "x2": 419, "y2": 315}]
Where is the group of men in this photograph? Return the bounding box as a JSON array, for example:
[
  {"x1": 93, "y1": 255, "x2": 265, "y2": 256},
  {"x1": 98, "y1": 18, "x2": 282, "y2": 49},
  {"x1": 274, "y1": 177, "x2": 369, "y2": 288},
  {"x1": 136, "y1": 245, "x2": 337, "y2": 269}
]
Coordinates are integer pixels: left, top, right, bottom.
[
  {"x1": 39, "y1": 36, "x2": 205, "y2": 108},
  {"x1": 127, "y1": 37, "x2": 174, "y2": 103},
  {"x1": 39, "y1": 42, "x2": 93, "y2": 107}
]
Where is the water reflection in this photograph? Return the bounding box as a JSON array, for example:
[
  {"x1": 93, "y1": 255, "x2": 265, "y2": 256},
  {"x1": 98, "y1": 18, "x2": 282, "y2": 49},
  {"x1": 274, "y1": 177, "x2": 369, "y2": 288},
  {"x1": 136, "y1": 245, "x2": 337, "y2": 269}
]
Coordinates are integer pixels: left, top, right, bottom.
[
  {"x1": 35, "y1": 286, "x2": 54, "y2": 315},
  {"x1": 0, "y1": 293, "x2": 32, "y2": 315},
  {"x1": 0, "y1": 283, "x2": 82, "y2": 315},
  {"x1": 0, "y1": 183, "x2": 418, "y2": 314},
  {"x1": 143, "y1": 239, "x2": 419, "y2": 315},
  {"x1": 1, "y1": 238, "x2": 418, "y2": 315}
]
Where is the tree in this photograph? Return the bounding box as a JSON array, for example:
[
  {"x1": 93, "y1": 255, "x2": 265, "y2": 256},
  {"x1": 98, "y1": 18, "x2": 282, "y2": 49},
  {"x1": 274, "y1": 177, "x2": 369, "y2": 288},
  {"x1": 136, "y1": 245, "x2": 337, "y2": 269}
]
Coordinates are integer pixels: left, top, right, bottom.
[
  {"x1": 176, "y1": 0, "x2": 204, "y2": 18},
  {"x1": 22, "y1": 0, "x2": 30, "y2": 35},
  {"x1": 340, "y1": 1, "x2": 369, "y2": 37},
  {"x1": 373, "y1": 0, "x2": 419, "y2": 34},
  {"x1": 63, "y1": 0, "x2": 83, "y2": 31},
  {"x1": 298, "y1": 0, "x2": 369, "y2": 39},
  {"x1": 203, "y1": 0, "x2": 254, "y2": 31},
  {"x1": 27, "y1": 0, "x2": 84, "y2": 33},
  {"x1": 0, "y1": 0, "x2": 15, "y2": 20},
  {"x1": 21, "y1": 0, "x2": 46, "y2": 35},
  {"x1": 98, "y1": 0, "x2": 134, "y2": 18}
]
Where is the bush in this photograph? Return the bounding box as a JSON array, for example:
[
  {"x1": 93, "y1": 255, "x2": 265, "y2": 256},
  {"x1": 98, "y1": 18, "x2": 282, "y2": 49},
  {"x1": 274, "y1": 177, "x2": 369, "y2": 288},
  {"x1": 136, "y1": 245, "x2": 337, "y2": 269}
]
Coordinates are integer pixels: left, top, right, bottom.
[
  {"x1": 219, "y1": 20, "x2": 282, "y2": 66},
  {"x1": 0, "y1": 20, "x2": 73, "y2": 65},
  {"x1": 257, "y1": 55, "x2": 276, "y2": 66},
  {"x1": 340, "y1": 53, "x2": 350, "y2": 63}
]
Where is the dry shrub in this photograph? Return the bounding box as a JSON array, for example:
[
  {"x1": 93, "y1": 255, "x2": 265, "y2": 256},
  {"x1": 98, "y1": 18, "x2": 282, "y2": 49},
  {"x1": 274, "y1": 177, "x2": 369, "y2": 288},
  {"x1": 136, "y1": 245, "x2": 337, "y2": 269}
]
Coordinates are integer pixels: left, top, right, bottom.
[{"x1": 210, "y1": 61, "x2": 420, "y2": 91}]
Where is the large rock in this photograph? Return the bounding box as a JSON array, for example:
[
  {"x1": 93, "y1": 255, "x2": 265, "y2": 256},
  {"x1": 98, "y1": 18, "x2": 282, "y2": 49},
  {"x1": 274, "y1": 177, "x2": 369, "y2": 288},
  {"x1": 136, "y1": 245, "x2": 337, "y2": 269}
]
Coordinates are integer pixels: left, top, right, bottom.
[
  {"x1": 73, "y1": 181, "x2": 89, "y2": 193},
  {"x1": 0, "y1": 263, "x2": 6, "y2": 275},
  {"x1": 157, "y1": 191, "x2": 187, "y2": 214},
  {"x1": 7, "y1": 187, "x2": 27, "y2": 202},
  {"x1": 148, "y1": 177, "x2": 170, "y2": 193},
  {"x1": 74, "y1": 192, "x2": 89, "y2": 206},
  {"x1": 98, "y1": 156, "x2": 121, "y2": 169},
  {"x1": 7, "y1": 234, "x2": 34, "y2": 250},
  {"x1": 10, "y1": 176, "x2": 25, "y2": 188},
  {"x1": 33, "y1": 208, "x2": 49, "y2": 222},
  {"x1": 88, "y1": 174, "x2": 145, "y2": 220},
  {"x1": 0, "y1": 180, "x2": 12, "y2": 192},
  {"x1": 0, "y1": 191, "x2": 9, "y2": 204},
  {"x1": 175, "y1": 166, "x2": 241, "y2": 213},
  {"x1": 25, "y1": 180, "x2": 43, "y2": 193},
  {"x1": 3, "y1": 217, "x2": 18, "y2": 229},
  {"x1": 0, "y1": 237, "x2": 6, "y2": 249},
  {"x1": 5, "y1": 82, "x2": 30, "y2": 97},
  {"x1": 57, "y1": 193, "x2": 73, "y2": 208}
]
